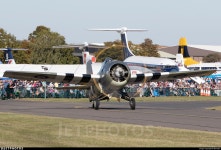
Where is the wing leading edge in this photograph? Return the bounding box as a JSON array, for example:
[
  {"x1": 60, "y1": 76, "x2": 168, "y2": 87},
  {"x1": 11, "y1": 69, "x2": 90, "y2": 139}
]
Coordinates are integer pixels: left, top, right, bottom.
[
  {"x1": 3, "y1": 71, "x2": 100, "y2": 85},
  {"x1": 128, "y1": 70, "x2": 216, "y2": 83},
  {"x1": 3, "y1": 69, "x2": 215, "y2": 85}
]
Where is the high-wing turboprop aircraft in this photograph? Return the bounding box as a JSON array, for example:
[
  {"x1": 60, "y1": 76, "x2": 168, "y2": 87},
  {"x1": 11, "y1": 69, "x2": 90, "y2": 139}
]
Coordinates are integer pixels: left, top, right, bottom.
[{"x1": 3, "y1": 56, "x2": 215, "y2": 110}]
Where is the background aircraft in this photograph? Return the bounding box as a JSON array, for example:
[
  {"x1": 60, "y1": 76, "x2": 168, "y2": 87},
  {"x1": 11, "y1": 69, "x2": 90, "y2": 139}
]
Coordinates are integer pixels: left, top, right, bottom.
[
  {"x1": 0, "y1": 47, "x2": 27, "y2": 64},
  {"x1": 88, "y1": 27, "x2": 206, "y2": 85},
  {"x1": 0, "y1": 43, "x2": 104, "y2": 77},
  {"x1": 0, "y1": 48, "x2": 27, "y2": 80},
  {"x1": 89, "y1": 27, "x2": 180, "y2": 74},
  {"x1": 177, "y1": 37, "x2": 199, "y2": 66},
  {"x1": 187, "y1": 62, "x2": 221, "y2": 80},
  {"x1": 52, "y1": 42, "x2": 105, "y2": 64},
  {"x1": 176, "y1": 38, "x2": 221, "y2": 80},
  {"x1": 175, "y1": 53, "x2": 205, "y2": 84}
]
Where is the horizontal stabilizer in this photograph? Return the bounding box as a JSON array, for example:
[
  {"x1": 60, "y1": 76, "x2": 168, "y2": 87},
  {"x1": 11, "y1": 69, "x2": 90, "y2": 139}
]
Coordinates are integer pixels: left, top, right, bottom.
[
  {"x1": 88, "y1": 27, "x2": 147, "y2": 34},
  {"x1": 53, "y1": 42, "x2": 105, "y2": 49},
  {"x1": 88, "y1": 27, "x2": 147, "y2": 60}
]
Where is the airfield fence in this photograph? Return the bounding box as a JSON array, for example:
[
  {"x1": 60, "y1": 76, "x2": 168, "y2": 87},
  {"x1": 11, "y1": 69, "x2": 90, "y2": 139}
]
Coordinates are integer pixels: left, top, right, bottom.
[
  {"x1": 126, "y1": 86, "x2": 221, "y2": 97},
  {"x1": 1, "y1": 79, "x2": 221, "y2": 100}
]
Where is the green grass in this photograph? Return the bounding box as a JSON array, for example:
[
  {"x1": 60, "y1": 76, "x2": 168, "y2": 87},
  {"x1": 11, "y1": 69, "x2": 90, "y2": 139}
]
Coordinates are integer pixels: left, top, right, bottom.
[
  {"x1": 0, "y1": 112, "x2": 221, "y2": 147},
  {"x1": 208, "y1": 106, "x2": 221, "y2": 111}
]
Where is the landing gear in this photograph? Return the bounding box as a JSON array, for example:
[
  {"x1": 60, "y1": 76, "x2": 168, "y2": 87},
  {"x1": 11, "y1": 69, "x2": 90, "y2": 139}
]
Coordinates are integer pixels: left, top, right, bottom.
[
  {"x1": 129, "y1": 98, "x2": 136, "y2": 110},
  {"x1": 92, "y1": 100, "x2": 100, "y2": 110},
  {"x1": 120, "y1": 89, "x2": 136, "y2": 110}
]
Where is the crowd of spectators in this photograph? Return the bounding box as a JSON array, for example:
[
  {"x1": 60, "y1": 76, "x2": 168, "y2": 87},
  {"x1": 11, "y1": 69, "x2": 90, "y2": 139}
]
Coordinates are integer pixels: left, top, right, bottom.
[
  {"x1": 0, "y1": 77, "x2": 221, "y2": 100},
  {"x1": 128, "y1": 77, "x2": 221, "y2": 97},
  {"x1": 0, "y1": 79, "x2": 87, "y2": 100}
]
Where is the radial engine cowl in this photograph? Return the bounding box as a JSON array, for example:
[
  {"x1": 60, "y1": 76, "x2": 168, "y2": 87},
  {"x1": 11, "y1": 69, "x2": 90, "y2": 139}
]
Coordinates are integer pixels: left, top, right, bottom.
[
  {"x1": 99, "y1": 60, "x2": 131, "y2": 92},
  {"x1": 110, "y1": 63, "x2": 129, "y2": 82}
]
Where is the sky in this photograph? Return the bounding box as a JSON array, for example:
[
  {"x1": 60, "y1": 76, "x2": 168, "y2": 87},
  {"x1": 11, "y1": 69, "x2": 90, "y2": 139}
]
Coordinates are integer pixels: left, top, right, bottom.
[{"x1": 1, "y1": 0, "x2": 221, "y2": 46}]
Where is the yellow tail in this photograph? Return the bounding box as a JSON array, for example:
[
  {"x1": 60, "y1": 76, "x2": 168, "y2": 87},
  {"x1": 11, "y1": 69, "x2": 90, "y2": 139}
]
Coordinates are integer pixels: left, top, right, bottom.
[{"x1": 178, "y1": 37, "x2": 199, "y2": 66}]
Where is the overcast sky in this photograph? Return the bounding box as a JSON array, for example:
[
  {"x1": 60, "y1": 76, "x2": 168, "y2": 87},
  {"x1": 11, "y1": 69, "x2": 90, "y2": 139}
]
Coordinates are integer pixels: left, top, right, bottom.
[{"x1": 1, "y1": 0, "x2": 221, "y2": 46}]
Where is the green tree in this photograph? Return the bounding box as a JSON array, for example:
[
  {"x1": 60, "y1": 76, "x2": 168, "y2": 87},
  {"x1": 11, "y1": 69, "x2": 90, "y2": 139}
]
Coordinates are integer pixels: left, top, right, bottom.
[
  {"x1": 95, "y1": 40, "x2": 124, "y2": 62},
  {"x1": 140, "y1": 38, "x2": 160, "y2": 57},
  {"x1": 95, "y1": 38, "x2": 160, "y2": 62},
  {"x1": 28, "y1": 26, "x2": 80, "y2": 64},
  {"x1": 203, "y1": 53, "x2": 221, "y2": 62}
]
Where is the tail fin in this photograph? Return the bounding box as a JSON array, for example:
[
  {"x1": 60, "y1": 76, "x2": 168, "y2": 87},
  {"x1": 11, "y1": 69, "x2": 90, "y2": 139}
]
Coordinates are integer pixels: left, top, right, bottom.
[
  {"x1": 0, "y1": 48, "x2": 27, "y2": 64},
  {"x1": 177, "y1": 37, "x2": 199, "y2": 66},
  {"x1": 120, "y1": 31, "x2": 135, "y2": 59},
  {"x1": 82, "y1": 51, "x2": 96, "y2": 64},
  {"x1": 4, "y1": 48, "x2": 16, "y2": 64},
  {"x1": 88, "y1": 27, "x2": 147, "y2": 59},
  {"x1": 178, "y1": 37, "x2": 190, "y2": 58}
]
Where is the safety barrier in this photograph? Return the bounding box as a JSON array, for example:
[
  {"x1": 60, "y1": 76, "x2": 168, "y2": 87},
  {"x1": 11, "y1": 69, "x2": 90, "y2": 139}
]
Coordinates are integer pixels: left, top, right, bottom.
[
  {"x1": 0, "y1": 86, "x2": 88, "y2": 100},
  {"x1": 127, "y1": 87, "x2": 219, "y2": 97},
  {"x1": 1, "y1": 86, "x2": 220, "y2": 100}
]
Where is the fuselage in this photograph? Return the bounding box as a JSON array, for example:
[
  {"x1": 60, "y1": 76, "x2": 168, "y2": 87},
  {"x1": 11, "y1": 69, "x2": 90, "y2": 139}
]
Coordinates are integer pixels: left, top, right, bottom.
[{"x1": 124, "y1": 56, "x2": 179, "y2": 74}]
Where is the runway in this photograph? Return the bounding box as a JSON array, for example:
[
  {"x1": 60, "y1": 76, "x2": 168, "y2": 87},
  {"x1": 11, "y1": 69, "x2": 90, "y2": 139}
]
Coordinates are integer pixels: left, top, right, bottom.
[{"x1": 1, "y1": 99, "x2": 221, "y2": 132}]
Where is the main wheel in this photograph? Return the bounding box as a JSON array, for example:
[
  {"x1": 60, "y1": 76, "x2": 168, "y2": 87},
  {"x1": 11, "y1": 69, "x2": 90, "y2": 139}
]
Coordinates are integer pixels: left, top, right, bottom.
[
  {"x1": 92, "y1": 102, "x2": 95, "y2": 108},
  {"x1": 129, "y1": 98, "x2": 136, "y2": 110},
  {"x1": 94, "y1": 100, "x2": 100, "y2": 110}
]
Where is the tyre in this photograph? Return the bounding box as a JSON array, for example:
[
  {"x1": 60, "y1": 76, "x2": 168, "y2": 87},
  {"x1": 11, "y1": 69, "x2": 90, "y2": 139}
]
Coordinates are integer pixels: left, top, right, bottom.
[{"x1": 129, "y1": 98, "x2": 136, "y2": 110}]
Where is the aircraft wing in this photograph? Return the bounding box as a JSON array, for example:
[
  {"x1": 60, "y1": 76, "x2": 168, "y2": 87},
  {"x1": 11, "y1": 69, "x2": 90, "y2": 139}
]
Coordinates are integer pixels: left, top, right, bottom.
[
  {"x1": 3, "y1": 69, "x2": 215, "y2": 85},
  {"x1": 3, "y1": 71, "x2": 100, "y2": 85},
  {"x1": 128, "y1": 70, "x2": 216, "y2": 83}
]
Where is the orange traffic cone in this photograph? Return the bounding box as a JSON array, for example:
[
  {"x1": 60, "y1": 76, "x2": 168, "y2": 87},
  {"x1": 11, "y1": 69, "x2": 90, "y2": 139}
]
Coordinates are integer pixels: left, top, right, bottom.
[
  {"x1": 200, "y1": 88, "x2": 204, "y2": 96},
  {"x1": 205, "y1": 89, "x2": 208, "y2": 96},
  {"x1": 207, "y1": 88, "x2": 211, "y2": 96}
]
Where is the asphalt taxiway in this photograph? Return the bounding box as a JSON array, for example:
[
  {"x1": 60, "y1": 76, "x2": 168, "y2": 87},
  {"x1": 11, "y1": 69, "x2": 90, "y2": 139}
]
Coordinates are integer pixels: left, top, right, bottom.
[{"x1": 1, "y1": 99, "x2": 221, "y2": 132}]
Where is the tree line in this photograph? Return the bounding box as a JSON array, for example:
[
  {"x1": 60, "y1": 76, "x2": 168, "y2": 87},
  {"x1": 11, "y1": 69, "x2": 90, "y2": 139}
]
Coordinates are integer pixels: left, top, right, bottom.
[
  {"x1": 1, "y1": 25, "x2": 220, "y2": 64},
  {"x1": 0, "y1": 26, "x2": 160, "y2": 64}
]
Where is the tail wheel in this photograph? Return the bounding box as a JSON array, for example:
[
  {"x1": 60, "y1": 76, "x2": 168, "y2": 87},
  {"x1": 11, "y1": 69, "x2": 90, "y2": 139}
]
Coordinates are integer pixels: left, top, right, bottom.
[{"x1": 129, "y1": 98, "x2": 136, "y2": 110}]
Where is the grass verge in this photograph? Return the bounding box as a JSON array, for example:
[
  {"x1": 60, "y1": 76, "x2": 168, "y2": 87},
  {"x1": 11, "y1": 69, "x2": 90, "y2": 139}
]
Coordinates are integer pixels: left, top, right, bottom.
[
  {"x1": 207, "y1": 106, "x2": 221, "y2": 111},
  {"x1": 0, "y1": 112, "x2": 221, "y2": 147}
]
